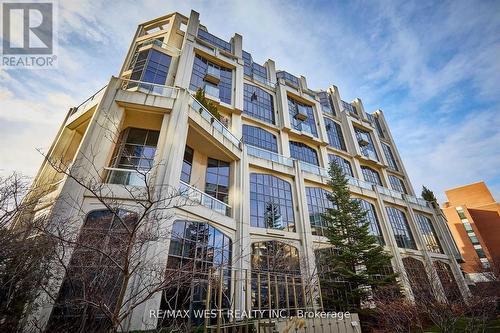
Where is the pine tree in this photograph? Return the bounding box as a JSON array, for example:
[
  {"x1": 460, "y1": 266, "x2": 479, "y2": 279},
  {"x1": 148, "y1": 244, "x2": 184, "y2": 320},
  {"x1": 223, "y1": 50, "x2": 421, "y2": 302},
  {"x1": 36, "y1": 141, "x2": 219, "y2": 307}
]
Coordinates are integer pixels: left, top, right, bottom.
[
  {"x1": 421, "y1": 186, "x2": 437, "y2": 203},
  {"x1": 319, "y1": 162, "x2": 398, "y2": 311},
  {"x1": 194, "y1": 88, "x2": 221, "y2": 120},
  {"x1": 264, "y1": 201, "x2": 282, "y2": 229}
]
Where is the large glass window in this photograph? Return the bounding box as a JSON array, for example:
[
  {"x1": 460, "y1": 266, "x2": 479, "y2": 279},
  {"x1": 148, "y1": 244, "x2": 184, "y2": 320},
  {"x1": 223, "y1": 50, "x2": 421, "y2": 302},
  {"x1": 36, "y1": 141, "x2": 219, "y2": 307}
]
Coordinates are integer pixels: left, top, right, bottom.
[
  {"x1": 276, "y1": 71, "x2": 300, "y2": 87},
  {"x1": 205, "y1": 158, "x2": 230, "y2": 203},
  {"x1": 328, "y1": 154, "x2": 353, "y2": 177},
  {"x1": 243, "y1": 84, "x2": 275, "y2": 124},
  {"x1": 358, "y1": 199, "x2": 384, "y2": 245},
  {"x1": 242, "y1": 125, "x2": 278, "y2": 152},
  {"x1": 250, "y1": 173, "x2": 295, "y2": 231},
  {"x1": 130, "y1": 49, "x2": 172, "y2": 86},
  {"x1": 354, "y1": 127, "x2": 378, "y2": 161},
  {"x1": 160, "y1": 220, "x2": 232, "y2": 326},
  {"x1": 289, "y1": 141, "x2": 319, "y2": 166},
  {"x1": 374, "y1": 117, "x2": 385, "y2": 138},
  {"x1": 402, "y1": 257, "x2": 432, "y2": 302},
  {"x1": 382, "y1": 143, "x2": 398, "y2": 171},
  {"x1": 189, "y1": 54, "x2": 232, "y2": 104},
  {"x1": 324, "y1": 118, "x2": 346, "y2": 151},
  {"x1": 361, "y1": 166, "x2": 382, "y2": 186},
  {"x1": 251, "y1": 241, "x2": 305, "y2": 315},
  {"x1": 416, "y1": 215, "x2": 443, "y2": 253},
  {"x1": 108, "y1": 128, "x2": 159, "y2": 185},
  {"x1": 318, "y1": 91, "x2": 335, "y2": 115},
  {"x1": 180, "y1": 145, "x2": 194, "y2": 183},
  {"x1": 47, "y1": 210, "x2": 138, "y2": 332},
  {"x1": 306, "y1": 187, "x2": 334, "y2": 237},
  {"x1": 434, "y1": 261, "x2": 461, "y2": 302},
  {"x1": 386, "y1": 207, "x2": 416, "y2": 249},
  {"x1": 288, "y1": 97, "x2": 318, "y2": 137},
  {"x1": 389, "y1": 175, "x2": 406, "y2": 193},
  {"x1": 197, "y1": 29, "x2": 231, "y2": 52}
]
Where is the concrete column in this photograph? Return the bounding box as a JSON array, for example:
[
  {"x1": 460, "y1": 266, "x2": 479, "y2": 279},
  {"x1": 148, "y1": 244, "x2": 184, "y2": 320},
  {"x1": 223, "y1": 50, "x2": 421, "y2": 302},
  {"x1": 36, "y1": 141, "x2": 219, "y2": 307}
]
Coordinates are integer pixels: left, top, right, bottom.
[
  {"x1": 292, "y1": 160, "x2": 320, "y2": 309},
  {"x1": 277, "y1": 84, "x2": 290, "y2": 130},
  {"x1": 173, "y1": 10, "x2": 199, "y2": 89},
  {"x1": 126, "y1": 91, "x2": 191, "y2": 331},
  {"x1": 266, "y1": 59, "x2": 276, "y2": 83},
  {"x1": 280, "y1": 131, "x2": 291, "y2": 157}
]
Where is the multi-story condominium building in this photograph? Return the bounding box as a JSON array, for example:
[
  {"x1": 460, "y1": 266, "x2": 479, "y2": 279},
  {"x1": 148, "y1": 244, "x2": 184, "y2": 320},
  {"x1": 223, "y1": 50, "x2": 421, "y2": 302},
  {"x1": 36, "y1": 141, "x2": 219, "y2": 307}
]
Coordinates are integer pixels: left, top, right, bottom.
[
  {"x1": 25, "y1": 10, "x2": 469, "y2": 332},
  {"x1": 443, "y1": 182, "x2": 500, "y2": 283}
]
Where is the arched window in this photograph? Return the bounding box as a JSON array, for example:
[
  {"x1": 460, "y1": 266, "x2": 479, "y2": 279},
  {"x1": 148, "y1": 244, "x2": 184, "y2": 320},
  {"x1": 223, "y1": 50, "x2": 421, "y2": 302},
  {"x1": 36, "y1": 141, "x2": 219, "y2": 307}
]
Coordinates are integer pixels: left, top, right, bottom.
[
  {"x1": 250, "y1": 173, "x2": 295, "y2": 231},
  {"x1": 251, "y1": 241, "x2": 305, "y2": 315},
  {"x1": 328, "y1": 154, "x2": 353, "y2": 176},
  {"x1": 243, "y1": 84, "x2": 275, "y2": 124},
  {"x1": 434, "y1": 261, "x2": 461, "y2": 302},
  {"x1": 358, "y1": 199, "x2": 384, "y2": 245},
  {"x1": 324, "y1": 118, "x2": 346, "y2": 151},
  {"x1": 386, "y1": 207, "x2": 416, "y2": 249},
  {"x1": 242, "y1": 124, "x2": 278, "y2": 153},
  {"x1": 289, "y1": 141, "x2": 319, "y2": 166},
  {"x1": 47, "y1": 210, "x2": 138, "y2": 333},
  {"x1": 361, "y1": 166, "x2": 382, "y2": 186},
  {"x1": 402, "y1": 257, "x2": 433, "y2": 302},
  {"x1": 388, "y1": 175, "x2": 406, "y2": 193},
  {"x1": 306, "y1": 187, "x2": 334, "y2": 236},
  {"x1": 415, "y1": 214, "x2": 443, "y2": 253},
  {"x1": 159, "y1": 220, "x2": 232, "y2": 326}
]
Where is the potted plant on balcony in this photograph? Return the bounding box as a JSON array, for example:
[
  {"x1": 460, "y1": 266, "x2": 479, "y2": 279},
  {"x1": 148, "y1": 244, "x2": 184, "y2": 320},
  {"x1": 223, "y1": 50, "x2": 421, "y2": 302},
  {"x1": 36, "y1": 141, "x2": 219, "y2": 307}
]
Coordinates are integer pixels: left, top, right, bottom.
[{"x1": 194, "y1": 88, "x2": 221, "y2": 123}]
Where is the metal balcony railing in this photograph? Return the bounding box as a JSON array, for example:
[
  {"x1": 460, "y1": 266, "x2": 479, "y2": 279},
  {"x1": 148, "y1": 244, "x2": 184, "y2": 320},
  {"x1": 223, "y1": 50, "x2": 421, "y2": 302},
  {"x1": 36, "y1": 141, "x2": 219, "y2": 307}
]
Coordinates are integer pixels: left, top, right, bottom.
[
  {"x1": 180, "y1": 181, "x2": 231, "y2": 216},
  {"x1": 69, "y1": 85, "x2": 107, "y2": 117},
  {"x1": 247, "y1": 145, "x2": 293, "y2": 167}
]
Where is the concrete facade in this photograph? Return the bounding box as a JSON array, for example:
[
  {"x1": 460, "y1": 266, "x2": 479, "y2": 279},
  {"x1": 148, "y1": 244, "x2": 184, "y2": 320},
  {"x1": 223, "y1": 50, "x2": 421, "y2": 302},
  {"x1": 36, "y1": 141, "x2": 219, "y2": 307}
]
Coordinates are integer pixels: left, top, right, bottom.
[
  {"x1": 442, "y1": 182, "x2": 500, "y2": 283},
  {"x1": 26, "y1": 10, "x2": 470, "y2": 332}
]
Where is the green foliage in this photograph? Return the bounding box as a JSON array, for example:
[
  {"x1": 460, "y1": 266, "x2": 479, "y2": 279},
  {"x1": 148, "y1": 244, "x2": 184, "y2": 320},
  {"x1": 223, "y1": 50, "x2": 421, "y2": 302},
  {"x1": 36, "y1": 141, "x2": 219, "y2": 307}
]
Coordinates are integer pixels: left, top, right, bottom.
[
  {"x1": 421, "y1": 185, "x2": 437, "y2": 203},
  {"x1": 194, "y1": 88, "x2": 221, "y2": 120},
  {"x1": 319, "y1": 162, "x2": 398, "y2": 311}
]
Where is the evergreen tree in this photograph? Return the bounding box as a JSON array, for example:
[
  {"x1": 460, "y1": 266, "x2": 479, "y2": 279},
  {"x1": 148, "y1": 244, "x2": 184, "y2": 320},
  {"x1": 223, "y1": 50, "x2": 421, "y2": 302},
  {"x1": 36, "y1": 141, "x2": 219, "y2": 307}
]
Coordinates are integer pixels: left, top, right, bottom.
[
  {"x1": 264, "y1": 201, "x2": 282, "y2": 229},
  {"x1": 194, "y1": 88, "x2": 221, "y2": 120},
  {"x1": 319, "y1": 162, "x2": 398, "y2": 311},
  {"x1": 421, "y1": 186, "x2": 437, "y2": 203}
]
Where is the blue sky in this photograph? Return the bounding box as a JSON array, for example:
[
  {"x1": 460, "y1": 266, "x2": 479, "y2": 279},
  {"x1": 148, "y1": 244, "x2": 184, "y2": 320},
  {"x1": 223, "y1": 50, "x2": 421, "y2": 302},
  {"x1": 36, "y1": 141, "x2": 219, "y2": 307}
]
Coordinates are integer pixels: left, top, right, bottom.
[{"x1": 0, "y1": 0, "x2": 499, "y2": 202}]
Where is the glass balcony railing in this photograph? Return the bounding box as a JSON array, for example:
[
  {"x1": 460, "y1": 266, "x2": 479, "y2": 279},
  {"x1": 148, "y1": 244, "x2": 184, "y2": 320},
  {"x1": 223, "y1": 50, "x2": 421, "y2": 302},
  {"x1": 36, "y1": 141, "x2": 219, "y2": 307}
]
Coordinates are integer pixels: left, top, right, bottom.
[
  {"x1": 120, "y1": 78, "x2": 178, "y2": 98},
  {"x1": 180, "y1": 181, "x2": 231, "y2": 216},
  {"x1": 105, "y1": 167, "x2": 148, "y2": 186},
  {"x1": 299, "y1": 161, "x2": 329, "y2": 177},
  {"x1": 189, "y1": 97, "x2": 242, "y2": 148},
  {"x1": 197, "y1": 29, "x2": 232, "y2": 53},
  {"x1": 405, "y1": 194, "x2": 431, "y2": 208},
  {"x1": 347, "y1": 176, "x2": 374, "y2": 190},
  {"x1": 376, "y1": 185, "x2": 403, "y2": 199},
  {"x1": 341, "y1": 100, "x2": 357, "y2": 116},
  {"x1": 204, "y1": 84, "x2": 220, "y2": 99},
  {"x1": 276, "y1": 71, "x2": 300, "y2": 87},
  {"x1": 247, "y1": 145, "x2": 293, "y2": 167}
]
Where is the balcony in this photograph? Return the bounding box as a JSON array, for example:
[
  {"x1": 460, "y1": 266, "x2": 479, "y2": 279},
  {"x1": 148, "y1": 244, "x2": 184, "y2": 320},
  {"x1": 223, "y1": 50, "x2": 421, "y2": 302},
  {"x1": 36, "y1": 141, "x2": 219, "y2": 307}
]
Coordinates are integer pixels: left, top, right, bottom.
[
  {"x1": 188, "y1": 96, "x2": 242, "y2": 149},
  {"x1": 179, "y1": 181, "x2": 231, "y2": 216},
  {"x1": 347, "y1": 176, "x2": 374, "y2": 191},
  {"x1": 356, "y1": 132, "x2": 370, "y2": 146},
  {"x1": 68, "y1": 85, "x2": 107, "y2": 118},
  {"x1": 120, "y1": 78, "x2": 178, "y2": 98},
  {"x1": 247, "y1": 145, "x2": 293, "y2": 167},
  {"x1": 405, "y1": 194, "x2": 431, "y2": 208},
  {"x1": 294, "y1": 104, "x2": 309, "y2": 121},
  {"x1": 204, "y1": 66, "x2": 221, "y2": 85},
  {"x1": 105, "y1": 167, "x2": 148, "y2": 186},
  {"x1": 204, "y1": 84, "x2": 220, "y2": 99},
  {"x1": 376, "y1": 185, "x2": 404, "y2": 200},
  {"x1": 299, "y1": 161, "x2": 329, "y2": 177}
]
